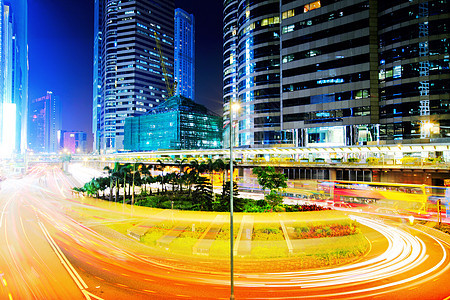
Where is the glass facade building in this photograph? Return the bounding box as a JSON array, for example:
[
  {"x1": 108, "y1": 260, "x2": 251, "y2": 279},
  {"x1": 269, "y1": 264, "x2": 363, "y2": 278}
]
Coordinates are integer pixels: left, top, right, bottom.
[
  {"x1": 281, "y1": 0, "x2": 380, "y2": 147},
  {"x1": 0, "y1": 0, "x2": 28, "y2": 156},
  {"x1": 124, "y1": 95, "x2": 222, "y2": 151},
  {"x1": 93, "y1": 0, "x2": 174, "y2": 152},
  {"x1": 226, "y1": 0, "x2": 449, "y2": 147},
  {"x1": 223, "y1": 0, "x2": 294, "y2": 148},
  {"x1": 174, "y1": 8, "x2": 195, "y2": 100},
  {"x1": 28, "y1": 92, "x2": 62, "y2": 153},
  {"x1": 280, "y1": 0, "x2": 449, "y2": 146},
  {"x1": 378, "y1": 1, "x2": 450, "y2": 143}
]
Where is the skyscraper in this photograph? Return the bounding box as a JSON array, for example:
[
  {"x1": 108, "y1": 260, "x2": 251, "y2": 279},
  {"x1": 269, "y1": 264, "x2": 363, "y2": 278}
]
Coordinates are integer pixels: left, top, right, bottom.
[
  {"x1": 0, "y1": 0, "x2": 28, "y2": 156},
  {"x1": 174, "y1": 8, "x2": 195, "y2": 100},
  {"x1": 223, "y1": 0, "x2": 293, "y2": 148},
  {"x1": 224, "y1": 0, "x2": 450, "y2": 148},
  {"x1": 93, "y1": 0, "x2": 175, "y2": 152},
  {"x1": 28, "y1": 92, "x2": 62, "y2": 153},
  {"x1": 281, "y1": 0, "x2": 379, "y2": 147},
  {"x1": 377, "y1": 1, "x2": 450, "y2": 143}
]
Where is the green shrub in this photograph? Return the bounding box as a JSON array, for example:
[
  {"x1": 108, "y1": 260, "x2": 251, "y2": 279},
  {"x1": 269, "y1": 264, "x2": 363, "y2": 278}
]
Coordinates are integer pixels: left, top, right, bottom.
[
  {"x1": 366, "y1": 157, "x2": 379, "y2": 165},
  {"x1": 347, "y1": 157, "x2": 360, "y2": 163}
]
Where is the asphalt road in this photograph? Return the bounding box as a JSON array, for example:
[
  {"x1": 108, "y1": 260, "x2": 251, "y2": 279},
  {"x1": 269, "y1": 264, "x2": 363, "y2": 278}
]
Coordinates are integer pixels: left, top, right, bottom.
[{"x1": 0, "y1": 165, "x2": 449, "y2": 299}]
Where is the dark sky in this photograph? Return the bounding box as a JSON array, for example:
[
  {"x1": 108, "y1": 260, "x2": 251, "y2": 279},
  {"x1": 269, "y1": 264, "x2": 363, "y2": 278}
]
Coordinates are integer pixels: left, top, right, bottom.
[{"x1": 28, "y1": 0, "x2": 223, "y2": 149}]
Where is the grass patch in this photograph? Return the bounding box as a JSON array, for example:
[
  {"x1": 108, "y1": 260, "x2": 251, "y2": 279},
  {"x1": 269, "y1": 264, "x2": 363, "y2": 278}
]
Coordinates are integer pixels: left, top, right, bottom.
[{"x1": 251, "y1": 241, "x2": 288, "y2": 258}]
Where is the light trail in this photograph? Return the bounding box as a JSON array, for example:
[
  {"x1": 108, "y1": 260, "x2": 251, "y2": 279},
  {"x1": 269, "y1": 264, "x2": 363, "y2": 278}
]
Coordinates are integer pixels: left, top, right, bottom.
[{"x1": 1, "y1": 165, "x2": 450, "y2": 299}]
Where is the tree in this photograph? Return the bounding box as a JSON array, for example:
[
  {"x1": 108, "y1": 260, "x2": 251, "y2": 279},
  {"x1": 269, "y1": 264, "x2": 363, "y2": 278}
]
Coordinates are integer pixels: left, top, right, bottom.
[
  {"x1": 175, "y1": 158, "x2": 188, "y2": 191},
  {"x1": 104, "y1": 166, "x2": 114, "y2": 201},
  {"x1": 182, "y1": 170, "x2": 200, "y2": 196},
  {"x1": 252, "y1": 166, "x2": 287, "y2": 208},
  {"x1": 139, "y1": 164, "x2": 152, "y2": 194},
  {"x1": 83, "y1": 178, "x2": 101, "y2": 197},
  {"x1": 265, "y1": 190, "x2": 284, "y2": 208},
  {"x1": 218, "y1": 180, "x2": 245, "y2": 212},
  {"x1": 214, "y1": 158, "x2": 227, "y2": 185},
  {"x1": 192, "y1": 176, "x2": 214, "y2": 211},
  {"x1": 118, "y1": 163, "x2": 131, "y2": 203}
]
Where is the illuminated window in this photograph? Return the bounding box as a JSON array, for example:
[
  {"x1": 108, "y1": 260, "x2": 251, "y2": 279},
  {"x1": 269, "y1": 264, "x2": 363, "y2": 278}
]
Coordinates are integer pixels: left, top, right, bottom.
[
  {"x1": 282, "y1": 9, "x2": 295, "y2": 20},
  {"x1": 304, "y1": 1, "x2": 321, "y2": 13},
  {"x1": 261, "y1": 17, "x2": 280, "y2": 27},
  {"x1": 246, "y1": 10, "x2": 250, "y2": 19},
  {"x1": 282, "y1": 24, "x2": 295, "y2": 34}
]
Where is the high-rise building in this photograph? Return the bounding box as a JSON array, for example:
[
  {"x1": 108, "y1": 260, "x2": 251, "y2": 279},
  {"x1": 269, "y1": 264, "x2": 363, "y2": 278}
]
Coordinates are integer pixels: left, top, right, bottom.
[
  {"x1": 224, "y1": 0, "x2": 450, "y2": 148},
  {"x1": 174, "y1": 8, "x2": 195, "y2": 100},
  {"x1": 0, "y1": 0, "x2": 28, "y2": 156},
  {"x1": 223, "y1": 0, "x2": 294, "y2": 148},
  {"x1": 58, "y1": 130, "x2": 88, "y2": 154},
  {"x1": 377, "y1": 1, "x2": 450, "y2": 143},
  {"x1": 93, "y1": 0, "x2": 175, "y2": 152},
  {"x1": 281, "y1": 0, "x2": 379, "y2": 147},
  {"x1": 28, "y1": 92, "x2": 62, "y2": 153}
]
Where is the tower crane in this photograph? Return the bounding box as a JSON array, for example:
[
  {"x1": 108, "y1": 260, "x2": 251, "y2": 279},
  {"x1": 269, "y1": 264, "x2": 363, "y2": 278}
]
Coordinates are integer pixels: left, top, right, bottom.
[{"x1": 154, "y1": 32, "x2": 177, "y2": 98}]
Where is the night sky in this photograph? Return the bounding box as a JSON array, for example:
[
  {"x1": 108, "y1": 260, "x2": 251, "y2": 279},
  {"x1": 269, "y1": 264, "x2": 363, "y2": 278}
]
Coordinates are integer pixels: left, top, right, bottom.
[{"x1": 28, "y1": 0, "x2": 223, "y2": 150}]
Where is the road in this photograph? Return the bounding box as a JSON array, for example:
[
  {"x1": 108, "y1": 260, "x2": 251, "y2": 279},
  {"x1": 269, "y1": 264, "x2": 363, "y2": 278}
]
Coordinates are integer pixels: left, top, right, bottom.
[{"x1": 0, "y1": 165, "x2": 449, "y2": 299}]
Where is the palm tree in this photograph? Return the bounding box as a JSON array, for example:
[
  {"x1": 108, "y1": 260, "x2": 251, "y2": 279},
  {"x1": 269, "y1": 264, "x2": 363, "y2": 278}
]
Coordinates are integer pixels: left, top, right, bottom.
[
  {"x1": 118, "y1": 163, "x2": 131, "y2": 203},
  {"x1": 213, "y1": 158, "x2": 226, "y2": 187},
  {"x1": 189, "y1": 159, "x2": 205, "y2": 174},
  {"x1": 165, "y1": 172, "x2": 178, "y2": 192},
  {"x1": 104, "y1": 166, "x2": 114, "y2": 201},
  {"x1": 130, "y1": 162, "x2": 141, "y2": 205},
  {"x1": 182, "y1": 170, "x2": 198, "y2": 196},
  {"x1": 156, "y1": 159, "x2": 166, "y2": 173},
  {"x1": 175, "y1": 158, "x2": 188, "y2": 191},
  {"x1": 111, "y1": 171, "x2": 120, "y2": 202},
  {"x1": 139, "y1": 164, "x2": 151, "y2": 193}
]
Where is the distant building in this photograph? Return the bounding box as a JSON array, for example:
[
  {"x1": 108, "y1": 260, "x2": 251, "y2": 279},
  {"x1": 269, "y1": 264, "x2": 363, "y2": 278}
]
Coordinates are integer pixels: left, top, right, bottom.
[
  {"x1": 124, "y1": 95, "x2": 222, "y2": 151},
  {"x1": 0, "y1": 0, "x2": 28, "y2": 156},
  {"x1": 174, "y1": 8, "x2": 195, "y2": 100},
  {"x1": 93, "y1": 0, "x2": 175, "y2": 152},
  {"x1": 28, "y1": 92, "x2": 62, "y2": 153},
  {"x1": 58, "y1": 130, "x2": 87, "y2": 154}
]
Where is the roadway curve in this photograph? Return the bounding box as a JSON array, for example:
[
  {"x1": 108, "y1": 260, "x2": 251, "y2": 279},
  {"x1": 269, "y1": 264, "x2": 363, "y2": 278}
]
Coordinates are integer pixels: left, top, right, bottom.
[{"x1": 0, "y1": 165, "x2": 449, "y2": 299}]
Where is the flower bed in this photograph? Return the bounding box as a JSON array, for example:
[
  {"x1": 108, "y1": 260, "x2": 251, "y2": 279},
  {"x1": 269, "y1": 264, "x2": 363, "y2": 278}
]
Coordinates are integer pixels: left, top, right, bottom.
[{"x1": 293, "y1": 223, "x2": 360, "y2": 239}]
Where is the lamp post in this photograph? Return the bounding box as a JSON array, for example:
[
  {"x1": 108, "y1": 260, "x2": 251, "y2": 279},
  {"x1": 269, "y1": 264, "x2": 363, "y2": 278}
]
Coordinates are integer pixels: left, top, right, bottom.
[{"x1": 229, "y1": 102, "x2": 239, "y2": 300}]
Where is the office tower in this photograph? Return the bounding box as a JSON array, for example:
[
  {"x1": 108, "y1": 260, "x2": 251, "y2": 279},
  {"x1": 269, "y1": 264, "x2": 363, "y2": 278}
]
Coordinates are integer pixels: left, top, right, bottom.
[
  {"x1": 281, "y1": 0, "x2": 379, "y2": 147},
  {"x1": 223, "y1": 0, "x2": 293, "y2": 148},
  {"x1": 0, "y1": 0, "x2": 28, "y2": 156},
  {"x1": 58, "y1": 130, "x2": 88, "y2": 154},
  {"x1": 226, "y1": 0, "x2": 449, "y2": 148},
  {"x1": 92, "y1": 0, "x2": 103, "y2": 154},
  {"x1": 28, "y1": 92, "x2": 62, "y2": 153},
  {"x1": 378, "y1": 1, "x2": 450, "y2": 143},
  {"x1": 93, "y1": 0, "x2": 175, "y2": 152},
  {"x1": 174, "y1": 8, "x2": 195, "y2": 100}
]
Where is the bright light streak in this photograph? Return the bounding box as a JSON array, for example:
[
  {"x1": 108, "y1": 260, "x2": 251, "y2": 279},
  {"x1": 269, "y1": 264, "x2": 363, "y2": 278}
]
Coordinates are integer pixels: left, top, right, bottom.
[{"x1": 0, "y1": 103, "x2": 16, "y2": 156}]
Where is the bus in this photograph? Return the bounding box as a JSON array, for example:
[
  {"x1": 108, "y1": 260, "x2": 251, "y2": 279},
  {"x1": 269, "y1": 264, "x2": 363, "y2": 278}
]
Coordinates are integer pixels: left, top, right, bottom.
[{"x1": 318, "y1": 180, "x2": 429, "y2": 214}]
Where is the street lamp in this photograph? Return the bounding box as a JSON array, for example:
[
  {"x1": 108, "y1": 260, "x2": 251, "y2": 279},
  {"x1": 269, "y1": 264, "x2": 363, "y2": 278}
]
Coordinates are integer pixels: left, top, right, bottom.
[{"x1": 229, "y1": 102, "x2": 240, "y2": 300}]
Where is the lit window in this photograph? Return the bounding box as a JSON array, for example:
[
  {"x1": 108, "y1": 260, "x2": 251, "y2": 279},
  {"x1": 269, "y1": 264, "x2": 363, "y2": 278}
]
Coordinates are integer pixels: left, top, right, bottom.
[
  {"x1": 282, "y1": 24, "x2": 295, "y2": 34},
  {"x1": 282, "y1": 9, "x2": 295, "y2": 20},
  {"x1": 304, "y1": 1, "x2": 321, "y2": 13}
]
